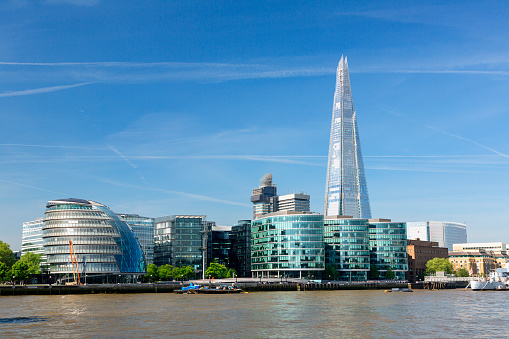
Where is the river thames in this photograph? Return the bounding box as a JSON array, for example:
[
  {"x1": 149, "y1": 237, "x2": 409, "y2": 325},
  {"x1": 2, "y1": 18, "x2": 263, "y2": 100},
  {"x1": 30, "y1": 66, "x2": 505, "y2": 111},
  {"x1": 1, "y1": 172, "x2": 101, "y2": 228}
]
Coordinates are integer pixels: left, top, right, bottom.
[{"x1": 1, "y1": 289, "x2": 507, "y2": 338}]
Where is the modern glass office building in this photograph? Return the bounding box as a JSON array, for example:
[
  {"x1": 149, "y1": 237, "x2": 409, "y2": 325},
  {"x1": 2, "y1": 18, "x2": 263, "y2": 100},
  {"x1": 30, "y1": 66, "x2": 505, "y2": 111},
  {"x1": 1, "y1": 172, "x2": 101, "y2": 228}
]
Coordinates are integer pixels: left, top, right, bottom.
[
  {"x1": 369, "y1": 219, "x2": 408, "y2": 280},
  {"x1": 407, "y1": 221, "x2": 467, "y2": 251},
  {"x1": 42, "y1": 199, "x2": 146, "y2": 278},
  {"x1": 251, "y1": 173, "x2": 278, "y2": 219},
  {"x1": 154, "y1": 215, "x2": 208, "y2": 274},
  {"x1": 324, "y1": 56, "x2": 371, "y2": 219},
  {"x1": 251, "y1": 211, "x2": 325, "y2": 279},
  {"x1": 324, "y1": 216, "x2": 370, "y2": 281},
  {"x1": 207, "y1": 225, "x2": 232, "y2": 267},
  {"x1": 119, "y1": 214, "x2": 155, "y2": 265},
  {"x1": 230, "y1": 220, "x2": 252, "y2": 277},
  {"x1": 22, "y1": 217, "x2": 48, "y2": 273}
]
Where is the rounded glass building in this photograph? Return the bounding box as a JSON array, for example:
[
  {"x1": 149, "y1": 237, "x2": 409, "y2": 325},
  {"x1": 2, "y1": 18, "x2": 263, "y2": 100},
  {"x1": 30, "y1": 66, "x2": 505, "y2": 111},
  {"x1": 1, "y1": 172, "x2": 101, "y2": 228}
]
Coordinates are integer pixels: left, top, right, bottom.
[
  {"x1": 251, "y1": 211, "x2": 325, "y2": 279},
  {"x1": 43, "y1": 199, "x2": 146, "y2": 280}
]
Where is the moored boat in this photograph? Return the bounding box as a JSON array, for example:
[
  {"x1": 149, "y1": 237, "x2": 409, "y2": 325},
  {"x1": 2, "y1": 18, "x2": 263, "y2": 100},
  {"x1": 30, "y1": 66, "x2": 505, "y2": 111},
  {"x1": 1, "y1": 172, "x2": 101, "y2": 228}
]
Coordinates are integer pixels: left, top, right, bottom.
[{"x1": 470, "y1": 267, "x2": 509, "y2": 291}]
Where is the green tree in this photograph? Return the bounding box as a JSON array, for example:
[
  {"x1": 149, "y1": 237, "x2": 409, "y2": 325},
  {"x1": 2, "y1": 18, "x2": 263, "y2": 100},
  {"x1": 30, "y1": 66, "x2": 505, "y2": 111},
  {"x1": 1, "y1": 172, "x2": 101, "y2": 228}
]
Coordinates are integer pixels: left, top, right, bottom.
[
  {"x1": 425, "y1": 258, "x2": 454, "y2": 275},
  {"x1": 385, "y1": 267, "x2": 396, "y2": 280},
  {"x1": 368, "y1": 264, "x2": 380, "y2": 280},
  {"x1": 205, "y1": 262, "x2": 228, "y2": 278},
  {"x1": 158, "y1": 264, "x2": 173, "y2": 280},
  {"x1": 324, "y1": 264, "x2": 339, "y2": 280},
  {"x1": 0, "y1": 262, "x2": 11, "y2": 282},
  {"x1": 456, "y1": 268, "x2": 469, "y2": 277},
  {"x1": 226, "y1": 268, "x2": 237, "y2": 278},
  {"x1": 0, "y1": 241, "x2": 16, "y2": 267},
  {"x1": 172, "y1": 267, "x2": 183, "y2": 280},
  {"x1": 146, "y1": 263, "x2": 159, "y2": 281},
  {"x1": 19, "y1": 252, "x2": 41, "y2": 274},
  {"x1": 180, "y1": 266, "x2": 195, "y2": 280},
  {"x1": 11, "y1": 261, "x2": 31, "y2": 283}
]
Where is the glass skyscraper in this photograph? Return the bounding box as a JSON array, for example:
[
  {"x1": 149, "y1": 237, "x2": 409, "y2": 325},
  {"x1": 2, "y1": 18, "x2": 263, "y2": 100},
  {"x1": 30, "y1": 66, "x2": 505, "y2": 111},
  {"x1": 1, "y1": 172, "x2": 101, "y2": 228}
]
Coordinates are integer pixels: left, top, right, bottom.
[
  {"x1": 119, "y1": 214, "x2": 155, "y2": 265},
  {"x1": 324, "y1": 56, "x2": 371, "y2": 219}
]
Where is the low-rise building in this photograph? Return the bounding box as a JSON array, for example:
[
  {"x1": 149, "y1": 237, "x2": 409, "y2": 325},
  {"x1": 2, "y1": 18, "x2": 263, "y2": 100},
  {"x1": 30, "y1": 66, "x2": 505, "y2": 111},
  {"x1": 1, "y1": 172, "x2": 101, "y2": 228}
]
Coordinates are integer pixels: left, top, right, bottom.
[
  {"x1": 406, "y1": 239, "x2": 448, "y2": 282},
  {"x1": 448, "y1": 250, "x2": 497, "y2": 277}
]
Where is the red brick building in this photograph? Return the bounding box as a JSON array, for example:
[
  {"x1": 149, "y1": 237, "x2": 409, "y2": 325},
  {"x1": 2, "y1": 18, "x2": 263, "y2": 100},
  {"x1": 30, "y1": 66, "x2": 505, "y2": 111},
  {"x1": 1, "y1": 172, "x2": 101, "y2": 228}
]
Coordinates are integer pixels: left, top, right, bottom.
[{"x1": 407, "y1": 239, "x2": 449, "y2": 282}]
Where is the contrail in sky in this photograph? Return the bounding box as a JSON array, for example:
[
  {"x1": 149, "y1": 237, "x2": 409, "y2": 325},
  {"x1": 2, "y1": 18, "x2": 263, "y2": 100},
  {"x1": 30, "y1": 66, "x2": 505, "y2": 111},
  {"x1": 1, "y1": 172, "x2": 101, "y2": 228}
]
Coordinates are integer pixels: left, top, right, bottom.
[
  {"x1": 0, "y1": 179, "x2": 69, "y2": 196},
  {"x1": 0, "y1": 82, "x2": 94, "y2": 98}
]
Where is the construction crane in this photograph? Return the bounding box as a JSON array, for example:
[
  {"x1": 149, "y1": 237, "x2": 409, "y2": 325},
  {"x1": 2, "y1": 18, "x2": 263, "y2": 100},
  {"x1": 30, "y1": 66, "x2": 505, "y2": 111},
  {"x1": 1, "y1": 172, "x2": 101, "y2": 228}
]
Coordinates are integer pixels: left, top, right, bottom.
[{"x1": 68, "y1": 240, "x2": 81, "y2": 286}]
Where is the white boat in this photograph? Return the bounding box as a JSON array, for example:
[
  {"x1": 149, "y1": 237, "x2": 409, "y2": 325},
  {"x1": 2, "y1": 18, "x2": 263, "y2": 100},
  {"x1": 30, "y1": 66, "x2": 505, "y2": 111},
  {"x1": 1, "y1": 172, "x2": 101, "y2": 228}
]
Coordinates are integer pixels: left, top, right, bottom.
[{"x1": 470, "y1": 267, "x2": 509, "y2": 291}]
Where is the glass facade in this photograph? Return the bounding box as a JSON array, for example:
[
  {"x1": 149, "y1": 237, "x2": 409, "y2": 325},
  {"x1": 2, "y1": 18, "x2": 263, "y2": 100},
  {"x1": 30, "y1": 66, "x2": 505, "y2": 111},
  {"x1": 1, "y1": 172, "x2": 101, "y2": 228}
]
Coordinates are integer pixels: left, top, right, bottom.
[
  {"x1": 154, "y1": 215, "x2": 208, "y2": 273},
  {"x1": 324, "y1": 217, "x2": 370, "y2": 281},
  {"x1": 407, "y1": 221, "x2": 467, "y2": 251},
  {"x1": 369, "y1": 221, "x2": 408, "y2": 279},
  {"x1": 207, "y1": 226, "x2": 232, "y2": 267},
  {"x1": 119, "y1": 214, "x2": 155, "y2": 264},
  {"x1": 251, "y1": 212, "x2": 325, "y2": 279},
  {"x1": 324, "y1": 56, "x2": 371, "y2": 219},
  {"x1": 42, "y1": 199, "x2": 146, "y2": 275},
  {"x1": 22, "y1": 218, "x2": 48, "y2": 273},
  {"x1": 230, "y1": 220, "x2": 251, "y2": 277}
]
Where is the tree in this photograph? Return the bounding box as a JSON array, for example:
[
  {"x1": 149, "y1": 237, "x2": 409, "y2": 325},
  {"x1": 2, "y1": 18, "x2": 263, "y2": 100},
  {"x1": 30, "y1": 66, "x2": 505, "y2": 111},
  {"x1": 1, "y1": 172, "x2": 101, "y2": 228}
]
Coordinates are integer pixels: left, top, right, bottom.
[
  {"x1": 324, "y1": 264, "x2": 339, "y2": 280},
  {"x1": 180, "y1": 266, "x2": 195, "y2": 280},
  {"x1": 146, "y1": 264, "x2": 159, "y2": 281},
  {"x1": 226, "y1": 268, "x2": 237, "y2": 278},
  {"x1": 158, "y1": 264, "x2": 173, "y2": 280},
  {"x1": 19, "y1": 252, "x2": 41, "y2": 274},
  {"x1": 205, "y1": 262, "x2": 228, "y2": 278},
  {"x1": 172, "y1": 267, "x2": 183, "y2": 280},
  {"x1": 11, "y1": 261, "x2": 30, "y2": 283},
  {"x1": 0, "y1": 241, "x2": 16, "y2": 267},
  {"x1": 368, "y1": 264, "x2": 379, "y2": 280},
  {"x1": 0, "y1": 262, "x2": 11, "y2": 282},
  {"x1": 385, "y1": 268, "x2": 396, "y2": 280},
  {"x1": 425, "y1": 258, "x2": 454, "y2": 275},
  {"x1": 456, "y1": 268, "x2": 469, "y2": 277}
]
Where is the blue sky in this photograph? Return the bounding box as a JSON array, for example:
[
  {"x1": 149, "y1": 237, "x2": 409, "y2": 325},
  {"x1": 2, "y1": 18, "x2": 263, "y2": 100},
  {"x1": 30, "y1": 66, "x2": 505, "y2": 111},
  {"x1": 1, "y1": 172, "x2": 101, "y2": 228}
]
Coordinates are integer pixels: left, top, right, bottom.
[{"x1": 1, "y1": 1, "x2": 509, "y2": 250}]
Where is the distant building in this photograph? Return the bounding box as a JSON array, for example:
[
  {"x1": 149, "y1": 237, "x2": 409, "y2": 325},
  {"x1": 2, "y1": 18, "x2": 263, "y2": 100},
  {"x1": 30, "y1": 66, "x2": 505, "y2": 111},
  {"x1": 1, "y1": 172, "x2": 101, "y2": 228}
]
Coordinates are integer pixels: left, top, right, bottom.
[
  {"x1": 277, "y1": 193, "x2": 310, "y2": 213},
  {"x1": 230, "y1": 220, "x2": 251, "y2": 277},
  {"x1": 251, "y1": 173, "x2": 278, "y2": 219},
  {"x1": 119, "y1": 214, "x2": 155, "y2": 265},
  {"x1": 407, "y1": 221, "x2": 467, "y2": 251},
  {"x1": 453, "y1": 242, "x2": 506, "y2": 252},
  {"x1": 369, "y1": 219, "x2": 408, "y2": 280},
  {"x1": 22, "y1": 217, "x2": 48, "y2": 272},
  {"x1": 154, "y1": 215, "x2": 209, "y2": 276},
  {"x1": 207, "y1": 225, "x2": 232, "y2": 268},
  {"x1": 406, "y1": 239, "x2": 448, "y2": 283},
  {"x1": 324, "y1": 216, "x2": 370, "y2": 281},
  {"x1": 42, "y1": 199, "x2": 146, "y2": 280},
  {"x1": 251, "y1": 211, "x2": 325, "y2": 279},
  {"x1": 448, "y1": 250, "x2": 496, "y2": 277}
]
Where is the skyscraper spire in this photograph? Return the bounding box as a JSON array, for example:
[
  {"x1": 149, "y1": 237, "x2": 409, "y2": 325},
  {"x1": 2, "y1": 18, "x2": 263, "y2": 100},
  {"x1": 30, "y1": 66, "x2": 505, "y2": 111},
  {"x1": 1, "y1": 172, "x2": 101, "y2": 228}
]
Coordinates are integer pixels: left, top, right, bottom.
[{"x1": 324, "y1": 56, "x2": 371, "y2": 218}]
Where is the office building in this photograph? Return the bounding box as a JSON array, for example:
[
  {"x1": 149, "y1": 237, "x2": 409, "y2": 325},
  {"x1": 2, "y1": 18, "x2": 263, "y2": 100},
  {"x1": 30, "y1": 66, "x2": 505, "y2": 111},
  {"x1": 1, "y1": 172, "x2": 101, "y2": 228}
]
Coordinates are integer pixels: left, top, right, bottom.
[
  {"x1": 407, "y1": 221, "x2": 467, "y2": 251},
  {"x1": 154, "y1": 215, "x2": 208, "y2": 275},
  {"x1": 251, "y1": 173, "x2": 278, "y2": 219},
  {"x1": 277, "y1": 193, "x2": 310, "y2": 213},
  {"x1": 22, "y1": 217, "x2": 48, "y2": 272},
  {"x1": 453, "y1": 242, "x2": 506, "y2": 252},
  {"x1": 251, "y1": 211, "x2": 325, "y2": 279},
  {"x1": 119, "y1": 214, "x2": 155, "y2": 265},
  {"x1": 230, "y1": 220, "x2": 252, "y2": 277},
  {"x1": 324, "y1": 216, "x2": 370, "y2": 281},
  {"x1": 369, "y1": 219, "x2": 408, "y2": 280},
  {"x1": 207, "y1": 225, "x2": 232, "y2": 267},
  {"x1": 324, "y1": 56, "x2": 371, "y2": 219},
  {"x1": 406, "y1": 239, "x2": 448, "y2": 282},
  {"x1": 448, "y1": 250, "x2": 496, "y2": 277},
  {"x1": 42, "y1": 199, "x2": 146, "y2": 279}
]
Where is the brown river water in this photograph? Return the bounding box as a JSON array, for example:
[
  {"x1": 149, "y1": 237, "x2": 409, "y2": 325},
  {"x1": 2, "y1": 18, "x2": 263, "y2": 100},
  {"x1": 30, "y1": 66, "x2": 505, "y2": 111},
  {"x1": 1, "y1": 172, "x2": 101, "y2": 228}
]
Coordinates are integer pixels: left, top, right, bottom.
[{"x1": 0, "y1": 289, "x2": 507, "y2": 338}]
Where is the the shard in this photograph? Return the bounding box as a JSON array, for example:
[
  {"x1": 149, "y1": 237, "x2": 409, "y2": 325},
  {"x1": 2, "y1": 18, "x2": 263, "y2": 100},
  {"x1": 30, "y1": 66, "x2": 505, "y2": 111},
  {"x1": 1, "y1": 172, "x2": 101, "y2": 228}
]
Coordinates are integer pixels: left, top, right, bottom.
[{"x1": 324, "y1": 56, "x2": 371, "y2": 218}]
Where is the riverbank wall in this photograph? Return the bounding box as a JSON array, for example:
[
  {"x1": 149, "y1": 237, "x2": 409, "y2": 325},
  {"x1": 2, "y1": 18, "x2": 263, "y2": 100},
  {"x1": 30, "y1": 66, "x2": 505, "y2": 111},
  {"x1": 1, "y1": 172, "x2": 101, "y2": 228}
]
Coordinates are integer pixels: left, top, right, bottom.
[{"x1": 0, "y1": 281, "x2": 452, "y2": 296}]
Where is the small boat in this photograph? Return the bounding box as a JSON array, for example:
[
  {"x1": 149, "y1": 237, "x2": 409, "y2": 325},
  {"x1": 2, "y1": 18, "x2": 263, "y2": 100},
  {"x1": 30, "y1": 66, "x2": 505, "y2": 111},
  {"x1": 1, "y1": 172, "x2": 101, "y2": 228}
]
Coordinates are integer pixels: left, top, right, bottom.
[
  {"x1": 196, "y1": 285, "x2": 243, "y2": 294},
  {"x1": 175, "y1": 282, "x2": 201, "y2": 294}
]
